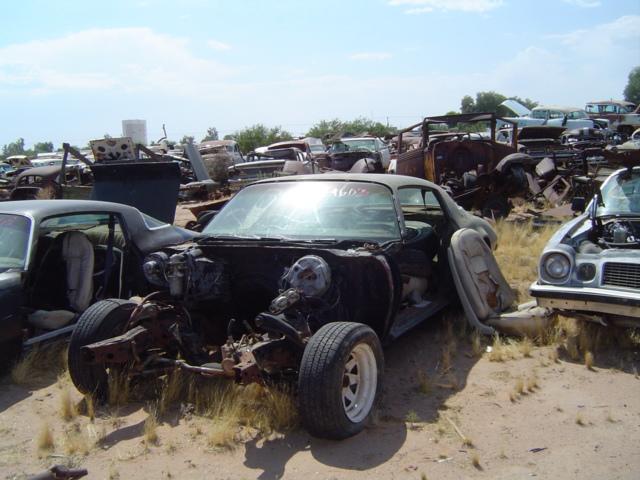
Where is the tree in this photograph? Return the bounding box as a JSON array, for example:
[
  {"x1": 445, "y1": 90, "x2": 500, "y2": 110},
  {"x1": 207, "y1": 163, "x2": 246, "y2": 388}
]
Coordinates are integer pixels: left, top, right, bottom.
[
  {"x1": 33, "y1": 141, "x2": 54, "y2": 154},
  {"x1": 2, "y1": 138, "x2": 26, "y2": 158},
  {"x1": 474, "y1": 91, "x2": 507, "y2": 113},
  {"x1": 460, "y1": 95, "x2": 475, "y2": 114},
  {"x1": 224, "y1": 124, "x2": 293, "y2": 153},
  {"x1": 459, "y1": 91, "x2": 538, "y2": 116},
  {"x1": 201, "y1": 127, "x2": 219, "y2": 142},
  {"x1": 180, "y1": 135, "x2": 195, "y2": 145},
  {"x1": 306, "y1": 117, "x2": 397, "y2": 140},
  {"x1": 623, "y1": 66, "x2": 640, "y2": 105}
]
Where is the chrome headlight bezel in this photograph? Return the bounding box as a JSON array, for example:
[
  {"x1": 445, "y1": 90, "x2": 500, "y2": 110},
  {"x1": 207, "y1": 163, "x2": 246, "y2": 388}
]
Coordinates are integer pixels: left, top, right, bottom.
[
  {"x1": 142, "y1": 251, "x2": 170, "y2": 287},
  {"x1": 540, "y1": 248, "x2": 573, "y2": 284}
]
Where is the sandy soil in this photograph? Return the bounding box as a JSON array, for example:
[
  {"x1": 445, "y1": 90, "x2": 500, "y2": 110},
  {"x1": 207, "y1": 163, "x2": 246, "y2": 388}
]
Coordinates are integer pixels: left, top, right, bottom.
[{"x1": 0, "y1": 317, "x2": 638, "y2": 480}]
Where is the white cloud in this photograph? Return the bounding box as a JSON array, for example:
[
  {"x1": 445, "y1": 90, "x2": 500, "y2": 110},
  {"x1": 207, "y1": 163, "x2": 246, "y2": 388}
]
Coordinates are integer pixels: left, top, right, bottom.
[
  {"x1": 0, "y1": 28, "x2": 236, "y2": 95},
  {"x1": 562, "y1": 0, "x2": 601, "y2": 7},
  {"x1": 349, "y1": 52, "x2": 392, "y2": 60},
  {"x1": 547, "y1": 14, "x2": 640, "y2": 52},
  {"x1": 388, "y1": 0, "x2": 504, "y2": 14},
  {"x1": 207, "y1": 39, "x2": 231, "y2": 51}
]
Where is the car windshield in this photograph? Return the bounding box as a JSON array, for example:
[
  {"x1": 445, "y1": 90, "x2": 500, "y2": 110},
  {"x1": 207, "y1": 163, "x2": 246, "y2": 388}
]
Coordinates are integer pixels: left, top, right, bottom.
[
  {"x1": 597, "y1": 171, "x2": 640, "y2": 216},
  {"x1": 203, "y1": 181, "x2": 400, "y2": 242},
  {"x1": 331, "y1": 140, "x2": 376, "y2": 153},
  {"x1": 0, "y1": 214, "x2": 31, "y2": 271},
  {"x1": 310, "y1": 145, "x2": 325, "y2": 153},
  {"x1": 530, "y1": 110, "x2": 547, "y2": 119}
]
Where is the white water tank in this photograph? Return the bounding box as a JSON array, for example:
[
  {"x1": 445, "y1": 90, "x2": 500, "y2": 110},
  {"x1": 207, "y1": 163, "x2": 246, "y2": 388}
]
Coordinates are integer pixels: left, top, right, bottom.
[{"x1": 122, "y1": 119, "x2": 148, "y2": 145}]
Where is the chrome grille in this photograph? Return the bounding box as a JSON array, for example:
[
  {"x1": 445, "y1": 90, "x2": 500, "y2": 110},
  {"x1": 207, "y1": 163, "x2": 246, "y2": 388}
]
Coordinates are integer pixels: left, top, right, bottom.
[{"x1": 602, "y1": 262, "x2": 640, "y2": 289}]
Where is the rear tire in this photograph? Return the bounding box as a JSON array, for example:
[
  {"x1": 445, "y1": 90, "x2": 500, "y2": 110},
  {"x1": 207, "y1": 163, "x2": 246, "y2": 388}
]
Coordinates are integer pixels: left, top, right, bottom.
[
  {"x1": 68, "y1": 299, "x2": 137, "y2": 398},
  {"x1": 298, "y1": 322, "x2": 383, "y2": 439}
]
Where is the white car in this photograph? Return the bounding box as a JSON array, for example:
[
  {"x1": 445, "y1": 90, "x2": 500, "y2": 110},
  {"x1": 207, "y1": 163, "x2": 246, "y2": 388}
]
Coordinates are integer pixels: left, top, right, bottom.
[
  {"x1": 499, "y1": 100, "x2": 609, "y2": 131},
  {"x1": 331, "y1": 137, "x2": 391, "y2": 170}
]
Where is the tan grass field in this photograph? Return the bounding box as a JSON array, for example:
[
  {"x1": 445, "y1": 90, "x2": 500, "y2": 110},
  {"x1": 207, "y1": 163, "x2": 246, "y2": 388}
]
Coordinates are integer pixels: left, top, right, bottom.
[{"x1": 0, "y1": 218, "x2": 638, "y2": 479}]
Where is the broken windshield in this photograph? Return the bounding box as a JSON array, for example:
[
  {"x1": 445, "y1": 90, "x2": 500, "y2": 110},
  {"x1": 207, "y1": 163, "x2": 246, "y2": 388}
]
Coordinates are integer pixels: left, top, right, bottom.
[
  {"x1": 0, "y1": 214, "x2": 31, "y2": 271},
  {"x1": 597, "y1": 170, "x2": 640, "y2": 217},
  {"x1": 203, "y1": 181, "x2": 400, "y2": 242}
]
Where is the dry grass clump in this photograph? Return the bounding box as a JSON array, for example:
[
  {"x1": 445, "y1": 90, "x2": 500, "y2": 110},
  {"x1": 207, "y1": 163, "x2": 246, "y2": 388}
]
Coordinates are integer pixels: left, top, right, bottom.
[
  {"x1": 575, "y1": 412, "x2": 586, "y2": 426},
  {"x1": 510, "y1": 373, "x2": 539, "y2": 401},
  {"x1": 107, "y1": 370, "x2": 130, "y2": 407},
  {"x1": 488, "y1": 335, "x2": 519, "y2": 362},
  {"x1": 471, "y1": 331, "x2": 484, "y2": 357},
  {"x1": 207, "y1": 416, "x2": 237, "y2": 449},
  {"x1": 144, "y1": 405, "x2": 160, "y2": 445},
  {"x1": 130, "y1": 370, "x2": 299, "y2": 448},
  {"x1": 77, "y1": 394, "x2": 96, "y2": 421},
  {"x1": 11, "y1": 343, "x2": 68, "y2": 387},
  {"x1": 519, "y1": 337, "x2": 534, "y2": 358},
  {"x1": 494, "y1": 221, "x2": 556, "y2": 301},
  {"x1": 514, "y1": 377, "x2": 525, "y2": 395},
  {"x1": 59, "y1": 388, "x2": 78, "y2": 421},
  {"x1": 526, "y1": 374, "x2": 539, "y2": 392},
  {"x1": 63, "y1": 424, "x2": 92, "y2": 456},
  {"x1": 37, "y1": 422, "x2": 55, "y2": 452},
  {"x1": 585, "y1": 351, "x2": 595, "y2": 371}
]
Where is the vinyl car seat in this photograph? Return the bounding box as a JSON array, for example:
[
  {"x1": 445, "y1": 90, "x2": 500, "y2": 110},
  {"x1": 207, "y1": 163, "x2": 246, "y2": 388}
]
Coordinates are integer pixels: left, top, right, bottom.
[
  {"x1": 28, "y1": 231, "x2": 94, "y2": 330},
  {"x1": 449, "y1": 228, "x2": 515, "y2": 321},
  {"x1": 62, "y1": 231, "x2": 94, "y2": 312}
]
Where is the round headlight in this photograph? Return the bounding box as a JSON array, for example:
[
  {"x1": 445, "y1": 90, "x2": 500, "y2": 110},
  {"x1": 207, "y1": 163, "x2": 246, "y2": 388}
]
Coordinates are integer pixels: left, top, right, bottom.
[
  {"x1": 282, "y1": 255, "x2": 331, "y2": 298},
  {"x1": 143, "y1": 251, "x2": 169, "y2": 287},
  {"x1": 577, "y1": 263, "x2": 596, "y2": 281},
  {"x1": 544, "y1": 253, "x2": 571, "y2": 280}
]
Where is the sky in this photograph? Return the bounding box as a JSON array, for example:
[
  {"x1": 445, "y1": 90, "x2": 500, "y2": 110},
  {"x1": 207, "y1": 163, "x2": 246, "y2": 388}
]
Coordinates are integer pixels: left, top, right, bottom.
[{"x1": 1, "y1": 0, "x2": 639, "y2": 148}]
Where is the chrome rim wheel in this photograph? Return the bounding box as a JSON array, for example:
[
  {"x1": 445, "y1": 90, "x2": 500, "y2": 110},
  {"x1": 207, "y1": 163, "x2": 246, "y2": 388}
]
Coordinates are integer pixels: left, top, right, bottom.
[{"x1": 342, "y1": 343, "x2": 377, "y2": 423}]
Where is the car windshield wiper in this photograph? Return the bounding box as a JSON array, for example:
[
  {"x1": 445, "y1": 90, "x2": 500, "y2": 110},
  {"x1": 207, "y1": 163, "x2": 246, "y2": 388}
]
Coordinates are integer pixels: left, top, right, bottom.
[{"x1": 197, "y1": 234, "x2": 294, "y2": 243}]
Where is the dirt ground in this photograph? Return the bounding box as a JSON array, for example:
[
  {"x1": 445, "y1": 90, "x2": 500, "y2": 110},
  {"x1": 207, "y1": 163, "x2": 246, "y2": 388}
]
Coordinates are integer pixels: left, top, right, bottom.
[
  {"x1": 1, "y1": 318, "x2": 638, "y2": 479},
  {"x1": 0, "y1": 215, "x2": 639, "y2": 479}
]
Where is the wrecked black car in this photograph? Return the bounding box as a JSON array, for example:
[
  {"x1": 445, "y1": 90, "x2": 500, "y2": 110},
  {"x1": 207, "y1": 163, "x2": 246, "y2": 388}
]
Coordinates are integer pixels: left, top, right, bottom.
[
  {"x1": 67, "y1": 174, "x2": 496, "y2": 439},
  {"x1": 0, "y1": 200, "x2": 194, "y2": 368},
  {"x1": 530, "y1": 166, "x2": 640, "y2": 325}
]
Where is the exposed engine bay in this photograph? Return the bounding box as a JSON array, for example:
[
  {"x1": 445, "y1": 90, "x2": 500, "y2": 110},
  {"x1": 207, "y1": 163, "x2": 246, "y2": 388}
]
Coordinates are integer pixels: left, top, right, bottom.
[
  {"x1": 578, "y1": 218, "x2": 640, "y2": 253},
  {"x1": 83, "y1": 242, "x2": 397, "y2": 384}
]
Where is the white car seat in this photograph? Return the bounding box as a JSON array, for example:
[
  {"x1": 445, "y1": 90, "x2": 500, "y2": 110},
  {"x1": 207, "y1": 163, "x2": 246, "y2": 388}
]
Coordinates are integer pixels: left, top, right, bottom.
[
  {"x1": 28, "y1": 231, "x2": 94, "y2": 330},
  {"x1": 62, "y1": 231, "x2": 94, "y2": 312}
]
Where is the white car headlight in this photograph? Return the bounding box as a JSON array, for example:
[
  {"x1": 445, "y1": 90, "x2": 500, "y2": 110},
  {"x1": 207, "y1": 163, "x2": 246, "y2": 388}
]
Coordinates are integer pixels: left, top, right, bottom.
[{"x1": 543, "y1": 253, "x2": 571, "y2": 280}]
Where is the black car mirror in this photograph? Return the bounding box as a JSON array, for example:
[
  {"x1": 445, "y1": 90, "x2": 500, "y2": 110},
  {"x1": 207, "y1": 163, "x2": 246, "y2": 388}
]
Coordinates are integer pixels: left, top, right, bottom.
[{"x1": 571, "y1": 196, "x2": 586, "y2": 213}]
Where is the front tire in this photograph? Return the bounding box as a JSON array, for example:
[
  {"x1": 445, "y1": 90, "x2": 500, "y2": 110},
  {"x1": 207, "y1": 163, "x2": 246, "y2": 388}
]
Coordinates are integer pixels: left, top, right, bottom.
[
  {"x1": 68, "y1": 299, "x2": 137, "y2": 398},
  {"x1": 298, "y1": 322, "x2": 383, "y2": 439}
]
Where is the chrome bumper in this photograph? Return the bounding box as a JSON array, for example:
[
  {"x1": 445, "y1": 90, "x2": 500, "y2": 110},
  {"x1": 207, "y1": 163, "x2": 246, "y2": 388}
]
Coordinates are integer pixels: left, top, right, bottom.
[{"x1": 529, "y1": 283, "x2": 640, "y2": 318}]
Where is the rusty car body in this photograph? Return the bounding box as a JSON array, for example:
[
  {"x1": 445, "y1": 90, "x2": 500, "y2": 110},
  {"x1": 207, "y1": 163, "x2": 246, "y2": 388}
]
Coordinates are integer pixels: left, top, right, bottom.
[
  {"x1": 9, "y1": 165, "x2": 91, "y2": 201},
  {"x1": 585, "y1": 100, "x2": 639, "y2": 137},
  {"x1": 395, "y1": 113, "x2": 532, "y2": 216},
  {"x1": 67, "y1": 173, "x2": 501, "y2": 439}
]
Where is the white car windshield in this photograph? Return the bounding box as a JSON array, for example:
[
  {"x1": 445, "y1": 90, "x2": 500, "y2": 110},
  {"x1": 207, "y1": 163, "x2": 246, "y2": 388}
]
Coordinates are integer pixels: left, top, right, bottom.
[
  {"x1": 598, "y1": 171, "x2": 640, "y2": 216},
  {"x1": 203, "y1": 181, "x2": 400, "y2": 242},
  {"x1": 0, "y1": 214, "x2": 31, "y2": 271}
]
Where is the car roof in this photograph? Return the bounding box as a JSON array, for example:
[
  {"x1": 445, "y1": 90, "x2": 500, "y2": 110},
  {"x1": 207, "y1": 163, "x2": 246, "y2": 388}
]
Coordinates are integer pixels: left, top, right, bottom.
[
  {"x1": 0, "y1": 199, "x2": 142, "y2": 222},
  {"x1": 533, "y1": 105, "x2": 583, "y2": 113},
  {"x1": 252, "y1": 173, "x2": 442, "y2": 191},
  {"x1": 16, "y1": 166, "x2": 62, "y2": 179},
  {"x1": 587, "y1": 100, "x2": 636, "y2": 107}
]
